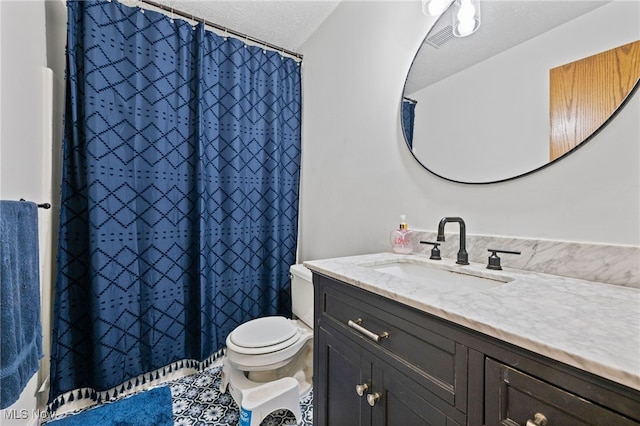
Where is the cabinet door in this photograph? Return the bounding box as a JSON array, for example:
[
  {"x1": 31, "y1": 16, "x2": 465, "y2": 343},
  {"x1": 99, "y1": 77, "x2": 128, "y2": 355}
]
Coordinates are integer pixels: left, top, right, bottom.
[
  {"x1": 315, "y1": 326, "x2": 371, "y2": 426},
  {"x1": 485, "y1": 358, "x2": 640, "y2": 426},
  {"x1": 371, "y1": 361, "x2": 461, "y2": 426},
  {"x1": 319, "y1": 274, "x2": 468, "y2": 410}
]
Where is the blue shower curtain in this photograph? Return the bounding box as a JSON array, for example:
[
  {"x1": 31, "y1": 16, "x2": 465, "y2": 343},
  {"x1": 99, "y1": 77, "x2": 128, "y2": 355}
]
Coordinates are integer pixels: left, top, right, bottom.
[
  {"x1": 402, "y1": 98, "x2": 416, "y2": 148},
  {"x1": 50, "y1": 0, "x2": 301, "y2": 407}
]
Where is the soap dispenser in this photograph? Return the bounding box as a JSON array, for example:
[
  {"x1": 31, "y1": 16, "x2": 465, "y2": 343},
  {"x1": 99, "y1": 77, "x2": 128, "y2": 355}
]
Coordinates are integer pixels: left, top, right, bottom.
[{"x1": 390, "y1": 215, "x2": 415, "y2": 254}]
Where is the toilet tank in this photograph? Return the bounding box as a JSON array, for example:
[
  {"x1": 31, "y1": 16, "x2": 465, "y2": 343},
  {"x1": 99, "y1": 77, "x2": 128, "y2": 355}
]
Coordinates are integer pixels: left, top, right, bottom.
[{"x1": 289, "y1": 264, "x2": 313, "y2": 328}]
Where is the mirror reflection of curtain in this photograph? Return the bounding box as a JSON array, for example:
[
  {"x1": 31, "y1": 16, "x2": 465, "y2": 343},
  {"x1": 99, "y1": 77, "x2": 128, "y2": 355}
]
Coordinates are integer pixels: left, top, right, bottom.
[
  {"x1": 402, "y1": 98, "x2": 417, "y2": 148},
  {"x1": 49, "y1": 0, "x2": 301, "y2": 410}
]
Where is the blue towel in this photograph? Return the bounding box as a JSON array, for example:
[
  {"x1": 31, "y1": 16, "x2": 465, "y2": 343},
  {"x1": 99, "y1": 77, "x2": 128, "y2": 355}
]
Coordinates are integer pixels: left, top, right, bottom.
[{"x1": 1, "y1": 200, "x2": 43, "y2": 408}]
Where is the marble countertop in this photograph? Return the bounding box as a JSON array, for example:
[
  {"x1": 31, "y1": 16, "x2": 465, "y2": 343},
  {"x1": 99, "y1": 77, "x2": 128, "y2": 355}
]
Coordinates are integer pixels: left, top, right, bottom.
[{"x1": 304, "y1": 252, "x2": 640, "y2": 391}]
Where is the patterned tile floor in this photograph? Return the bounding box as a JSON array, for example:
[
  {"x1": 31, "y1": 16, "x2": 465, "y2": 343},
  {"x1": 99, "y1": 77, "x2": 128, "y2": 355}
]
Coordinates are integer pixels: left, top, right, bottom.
[
  {"x1": 46, "y1": 365, "x2": 313, "y2": 426},
  {"x1": 170, "y1": 365, "x2": 313, "y2": 426}
]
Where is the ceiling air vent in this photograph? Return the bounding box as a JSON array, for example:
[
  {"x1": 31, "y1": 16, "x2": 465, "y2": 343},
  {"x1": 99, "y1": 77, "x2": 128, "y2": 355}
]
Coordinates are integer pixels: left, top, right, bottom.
[{"x1": 425, "y1": 25, "x2": 454, "y2": 48}]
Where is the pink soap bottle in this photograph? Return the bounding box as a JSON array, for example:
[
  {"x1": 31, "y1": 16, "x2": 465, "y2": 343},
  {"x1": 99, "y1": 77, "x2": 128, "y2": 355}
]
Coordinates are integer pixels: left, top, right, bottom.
[{"x1": 390, "y1": 215, "x2": 414, "y2": 254}]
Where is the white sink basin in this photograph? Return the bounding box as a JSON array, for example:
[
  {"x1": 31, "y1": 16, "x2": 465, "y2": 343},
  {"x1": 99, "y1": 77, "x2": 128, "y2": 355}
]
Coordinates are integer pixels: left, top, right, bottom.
[{"x1": 365, "y1": 261, "x2": 511, "y2": 292}]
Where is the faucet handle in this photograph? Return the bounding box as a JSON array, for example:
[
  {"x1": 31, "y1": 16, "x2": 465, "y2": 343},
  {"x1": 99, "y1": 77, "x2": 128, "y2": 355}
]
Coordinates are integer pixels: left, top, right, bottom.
[
  {"x1": 487, "y1": 249, "x2": 521, "y2": 270},
  {"x1": 420, "y1": 241, "x2": 442, "y2": 260}
]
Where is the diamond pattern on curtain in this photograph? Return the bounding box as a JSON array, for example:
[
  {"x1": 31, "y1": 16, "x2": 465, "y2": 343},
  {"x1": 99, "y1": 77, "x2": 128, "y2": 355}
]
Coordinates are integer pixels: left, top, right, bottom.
[{"x1": 49, "y1": 0, "x2": 301, "y2": 408}]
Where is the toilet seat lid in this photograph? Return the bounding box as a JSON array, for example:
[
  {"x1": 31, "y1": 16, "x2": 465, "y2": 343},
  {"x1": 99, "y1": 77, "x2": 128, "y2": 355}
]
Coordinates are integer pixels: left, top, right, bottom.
[{"x1": 229, "y1": 316, "x2": 299, "y2": 349}]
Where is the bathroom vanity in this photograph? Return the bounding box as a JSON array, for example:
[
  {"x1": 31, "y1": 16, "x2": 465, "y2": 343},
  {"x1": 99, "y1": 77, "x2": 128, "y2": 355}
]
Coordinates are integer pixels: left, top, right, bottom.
[{"x1": 305, "y1": 253, "x2": 640, "y2": 426}]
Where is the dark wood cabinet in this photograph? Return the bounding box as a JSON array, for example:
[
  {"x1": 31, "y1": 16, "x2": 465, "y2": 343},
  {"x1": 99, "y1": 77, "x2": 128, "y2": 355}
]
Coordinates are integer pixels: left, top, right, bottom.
[
  {"x1": 485, "y1": 358, "x2": 639, "y2": 426},
  {"x1": 316, "y1": 323, "x2": 463, "y2": 426},
  {"x1": 372, "y1": 361, "x2": 464, "y2": 426},
  {"x1": 316, "y1": 326, "x2": 371, "y2": 426},
  {"x1": 314, "y1": 273, "x2": 468, "y2": 425},
  {"x1": 312, "y1": 272, "x2": 640, "y2": 426}
]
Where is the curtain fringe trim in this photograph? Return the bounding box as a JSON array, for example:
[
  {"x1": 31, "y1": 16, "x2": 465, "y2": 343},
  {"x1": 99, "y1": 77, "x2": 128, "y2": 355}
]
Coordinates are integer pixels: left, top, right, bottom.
[{"x1": 47, "y1": 348, "x2": 225, "y2": 418}]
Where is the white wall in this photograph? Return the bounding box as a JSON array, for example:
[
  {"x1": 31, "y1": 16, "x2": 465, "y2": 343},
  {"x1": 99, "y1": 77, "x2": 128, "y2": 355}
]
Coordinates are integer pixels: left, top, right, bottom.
[
  {"x1": 0, "y1": 0, "x2": 51, "y2": 424},
  {"x1": 297, "y1": 0, "x2": 640, "y2": 262},
  {"x1": 0, "y1": 0, "x2": 47, "y2": 200}
]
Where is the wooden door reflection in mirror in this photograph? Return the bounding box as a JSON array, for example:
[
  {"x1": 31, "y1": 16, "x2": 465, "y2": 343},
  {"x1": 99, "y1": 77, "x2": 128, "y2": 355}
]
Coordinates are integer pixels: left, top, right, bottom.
[{"x1": 550, "y1": 40, "x2": 640, "y2": 161}]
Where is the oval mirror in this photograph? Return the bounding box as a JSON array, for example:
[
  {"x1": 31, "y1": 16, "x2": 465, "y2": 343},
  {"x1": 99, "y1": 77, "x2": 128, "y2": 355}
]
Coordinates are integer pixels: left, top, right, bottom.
[{"x1": 402, "y1": 0, "x2": 640, "y2": 184}]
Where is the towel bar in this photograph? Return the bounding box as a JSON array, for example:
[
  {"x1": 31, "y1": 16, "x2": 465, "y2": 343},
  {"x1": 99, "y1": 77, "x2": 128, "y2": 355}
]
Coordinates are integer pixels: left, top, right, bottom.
[{"x1": 19, "y1": 199, "x2": 51, "y2": 209}]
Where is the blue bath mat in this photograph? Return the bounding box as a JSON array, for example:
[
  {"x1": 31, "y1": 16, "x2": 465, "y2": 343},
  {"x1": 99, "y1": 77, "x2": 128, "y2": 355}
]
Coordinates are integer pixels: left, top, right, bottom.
[{"x1": 47, "y1": 386, "x2": 173, "y2": 426}]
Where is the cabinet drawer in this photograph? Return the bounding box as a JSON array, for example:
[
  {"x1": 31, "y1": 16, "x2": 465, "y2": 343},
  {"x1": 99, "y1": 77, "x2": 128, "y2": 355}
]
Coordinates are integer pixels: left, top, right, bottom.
[
  {"x1": 318, "y1": 275, "x2": 467, "y2": 410},
  {"x1": 485, "y1": 358, "x2": 640, "y2": 426}
]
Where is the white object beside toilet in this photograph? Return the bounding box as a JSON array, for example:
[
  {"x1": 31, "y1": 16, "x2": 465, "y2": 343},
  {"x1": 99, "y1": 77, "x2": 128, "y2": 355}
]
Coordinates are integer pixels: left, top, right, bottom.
[{"x1": 220, "y1": 264, "x2": 314, "y2": 426}]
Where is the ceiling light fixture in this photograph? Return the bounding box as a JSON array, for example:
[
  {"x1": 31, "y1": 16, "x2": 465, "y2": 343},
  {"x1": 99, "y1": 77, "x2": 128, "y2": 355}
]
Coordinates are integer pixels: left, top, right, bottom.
[
  {"x1": 421, "y1": 0, "x2": 481, "y2": 38},
  {"x1": 421, "y1": 0, "x2": 452, "y2": 17}
]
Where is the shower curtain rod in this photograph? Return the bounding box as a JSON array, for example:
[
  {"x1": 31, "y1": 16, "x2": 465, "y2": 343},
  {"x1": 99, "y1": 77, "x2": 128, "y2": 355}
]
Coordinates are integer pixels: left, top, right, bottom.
[{"x1": 139, "y1": 0, "x2": 303, "y2": 61}]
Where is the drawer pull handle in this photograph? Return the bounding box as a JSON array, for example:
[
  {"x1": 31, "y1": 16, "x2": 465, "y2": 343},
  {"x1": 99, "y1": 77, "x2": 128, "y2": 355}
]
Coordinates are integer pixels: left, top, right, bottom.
[
  {"x1": 355, "y1": 383, "x2": 369, "y2": 396},
  {"x1": 348, "y1": 318, "x2": 389, "y2": 343},
  {"x1": 366, "y1": 392, "x2": 382, "y2": 407},
  {"x1": 526, "y1": 413, "x2": 548, "y2": 426}
]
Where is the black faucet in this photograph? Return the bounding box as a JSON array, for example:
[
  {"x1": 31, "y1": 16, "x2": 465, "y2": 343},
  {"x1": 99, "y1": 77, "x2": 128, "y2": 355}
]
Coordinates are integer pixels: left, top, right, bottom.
[{"x1": 437, "y1": 217, "x2": 469, "y2": 265}]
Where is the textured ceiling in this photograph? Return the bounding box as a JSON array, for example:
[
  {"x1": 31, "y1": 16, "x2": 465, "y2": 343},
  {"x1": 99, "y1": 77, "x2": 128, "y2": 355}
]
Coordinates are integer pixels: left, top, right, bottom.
[{"x1": 143, "y1": 0, "x2": 342, "y2": 53}]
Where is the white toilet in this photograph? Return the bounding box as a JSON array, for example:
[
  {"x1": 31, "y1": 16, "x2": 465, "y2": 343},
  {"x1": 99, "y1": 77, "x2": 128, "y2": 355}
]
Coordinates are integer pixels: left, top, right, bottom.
[{"x1": 220, "y1": 264, "x2": 314, "y2": 426}]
